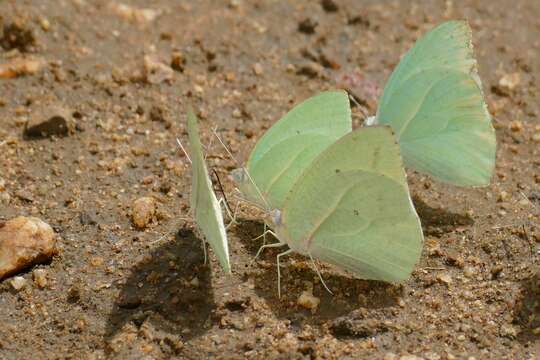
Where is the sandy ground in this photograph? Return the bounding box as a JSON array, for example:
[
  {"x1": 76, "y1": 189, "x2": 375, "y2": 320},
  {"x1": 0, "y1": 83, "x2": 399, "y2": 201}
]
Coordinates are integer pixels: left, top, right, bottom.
[{"x1": 0, "y1": 0, "x2": 539, "y2": 359}]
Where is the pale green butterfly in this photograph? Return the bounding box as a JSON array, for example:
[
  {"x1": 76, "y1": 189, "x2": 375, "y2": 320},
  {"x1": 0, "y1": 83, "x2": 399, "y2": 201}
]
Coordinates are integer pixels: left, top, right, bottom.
[
  {"x1": 231, "y1": 93, "x2": 423, "y2": 296},
  {"x1": 186, "y1": 106, "x2": 231, "y2": 274},
  {"x1": 367, "y1": 20, "x2": 496, "y2": 186}
]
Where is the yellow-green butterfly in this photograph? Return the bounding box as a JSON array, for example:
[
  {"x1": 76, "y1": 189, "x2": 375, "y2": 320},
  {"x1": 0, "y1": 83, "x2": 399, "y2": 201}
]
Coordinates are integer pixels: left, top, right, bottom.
[
  {"x1": 186, "y1": 106, "x2": 231, "y2": 274},
  {"x1": 232, "y1": 92, "x2": 423, "y2": 296},
  {"x1": 367, "y1": 20, "x2": 496, "y2": 186}
]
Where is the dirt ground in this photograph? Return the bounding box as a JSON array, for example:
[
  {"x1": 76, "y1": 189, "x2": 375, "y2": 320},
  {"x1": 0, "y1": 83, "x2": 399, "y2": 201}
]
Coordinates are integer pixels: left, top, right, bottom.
[{"x1": 0, "y1": 0, "x2": 539, "y2": 359}]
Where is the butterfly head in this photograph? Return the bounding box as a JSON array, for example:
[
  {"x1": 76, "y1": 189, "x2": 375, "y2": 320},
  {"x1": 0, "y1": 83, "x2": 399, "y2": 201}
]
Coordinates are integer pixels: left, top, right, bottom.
[{"x1": 270, "y1": 208, "x2": 282, "y2": 227}]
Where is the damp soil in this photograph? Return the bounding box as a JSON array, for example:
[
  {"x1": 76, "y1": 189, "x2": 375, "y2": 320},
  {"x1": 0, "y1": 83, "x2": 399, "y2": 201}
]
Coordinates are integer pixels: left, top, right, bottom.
[{"x1": 0, "y1": 1, "x2": 539, "y2": 359}]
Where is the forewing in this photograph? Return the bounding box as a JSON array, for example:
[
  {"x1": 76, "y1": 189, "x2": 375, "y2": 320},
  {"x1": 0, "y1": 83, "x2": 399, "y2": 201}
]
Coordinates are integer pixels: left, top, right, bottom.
[
  {"x1": 281, "y1": 126, "x2": 423, "y2": 282},
  {"x1": 187, "y1": 107, "x2": 231, "y2": 273},
  {"x1": 376, "y1": 21, "x2": 495, "y2": 186},
  {"x1": 378, "y1": 20, "x2": 477, "y2": 111},
  {"x1": 245, "y1": 91, "x2": 351, "y2": 209}
]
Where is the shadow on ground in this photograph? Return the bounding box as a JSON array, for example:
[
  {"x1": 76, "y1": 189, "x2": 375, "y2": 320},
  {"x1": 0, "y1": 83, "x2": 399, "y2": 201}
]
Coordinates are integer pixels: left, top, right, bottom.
[
  {"x1": 105, "y1": 228, "x2": 214, "y2": 355},
  {"x1": 516, "y1": 268, "x2": 540, "y2": 351},
  {"x1": 233, "y1": 219, "x2": 404, "y2": 339},
  {"x1": 412, "y1": 194, "x2": 474, "y2": 236}
]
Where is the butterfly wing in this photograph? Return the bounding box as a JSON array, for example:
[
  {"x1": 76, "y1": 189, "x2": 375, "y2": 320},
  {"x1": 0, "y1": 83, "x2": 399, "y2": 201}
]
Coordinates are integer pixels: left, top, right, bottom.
[
  {"x1": 279, "y1": 126, "x2": 423, "y2": 282},
  {"x1": 375, "y1": 20, "x2": 495, "y2": 186},
  {"x1": 237, "y1": 91, "x2": 351, "y2": 209},
  {"x1": 187, "y1": 107, "x2": 231, "y2": 274}
]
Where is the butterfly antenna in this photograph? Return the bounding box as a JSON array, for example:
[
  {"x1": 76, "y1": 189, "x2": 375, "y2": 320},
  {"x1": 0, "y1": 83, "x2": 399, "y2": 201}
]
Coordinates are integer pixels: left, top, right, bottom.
[
  {"x1": 203, "y1": 126, "x2": 217, "y2": 161},
  {"x1": 212, "y1": 168, "x2": 233, "y2": 215},
  {"x1": 212, "y1": 129, "x2": 271, "y2": 210},
  {"x1": 308, "y1": 253, "x2": 333, "y2": 295},
  {"x1": 176, "y1": 138, "x2": 192, "y2": 164},
  {"x1": 348, "y1": 93, "x2": 370, "y2": 120}
]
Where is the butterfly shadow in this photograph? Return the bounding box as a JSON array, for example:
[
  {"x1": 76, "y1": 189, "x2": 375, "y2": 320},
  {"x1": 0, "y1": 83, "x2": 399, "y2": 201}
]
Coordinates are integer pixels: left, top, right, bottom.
[
  {"x1": 412, "y1": 194, "x2": 474, "y2": 236},
  {"x1": 233, "y1": 219, "x2": 405, "y2": 339},
  {"x1": 514, "y1": 268, "x2": 540, "y2": 349},
  {"x1": 104, "y1": 229, "x2": 215, "y2": 355}
]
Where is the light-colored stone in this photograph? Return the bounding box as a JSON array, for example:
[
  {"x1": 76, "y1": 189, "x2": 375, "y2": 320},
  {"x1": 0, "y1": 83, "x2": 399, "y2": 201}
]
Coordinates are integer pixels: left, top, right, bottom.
[
  {"x1": 143, "y1": 55, "x2": 173, "y2": 84},
  {"x1": 132, "y1": 196, "x2": 156, "y2": 229},
  {"x1": 109, "y1": 2, "x2": 161, "y2": 24},
  {"x1": 252, "y1": 63, "x2": 263, "y2": 75},
  {"x1": 436, "y1": 273, "x2": 452, "y2": 285},
  {"x1": 497, "y1": 190, "x2": 509, "y2": 202},
  {"x1": 297, "y1": 289, "x2": 320, "y2": 313},
  {"x1": 509, "y1": 120, "x2": 523, "y2": 132},
  {"x1": 500, "y1": 323, "x2": 519, "y2": 339},
  {"x1": 10, "y1": 276, "x2": 27, "y2": 290},
  {"x1": 0, "y1": 57, "x2": 45, "y2": 78},
  {"x1": 33, "y1": 269, "x2": 48, "y2": 288},
  {"x1": 0, "y1": 217, "x2": 56, "y2": 280},
  {"x1": 498, "y1": 72, "x2": 521, "y2": 92},
  {"x1": 400, "y1": 355, "x2": 424, "y2": 360}
]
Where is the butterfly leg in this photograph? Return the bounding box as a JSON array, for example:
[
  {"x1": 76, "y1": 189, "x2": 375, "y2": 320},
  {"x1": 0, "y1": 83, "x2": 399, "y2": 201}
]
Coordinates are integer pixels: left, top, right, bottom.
[
  {"x1": 262, "y1": 222, "x2": 267, "y2": 246},
  {"x1": 308, "y1": 252, "x2": 333, "y2": 295},
  {"x1": 251, "y1": 235, "x2": 284, "y2": 264},
  {"x1": 251, "y1": 228, "x2": 276, "y2": 243},
  {"x1": 276, "y1": 248, "x2": 294, "y2": 298},
  {"x1": 219, "y1": 198, "x2": 239, "y2": 229}
]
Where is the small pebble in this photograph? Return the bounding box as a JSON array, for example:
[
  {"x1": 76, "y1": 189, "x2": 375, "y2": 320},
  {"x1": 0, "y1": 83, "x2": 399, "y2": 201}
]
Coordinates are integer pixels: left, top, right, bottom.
[
  {"x1": 463, "y1": 266, "x2": 476, "y2": 278},
  {"x1": 497, "y1": 191, "x2": 509, "y2": 202},
  {"x1": 498, "y1": 72, "x2": 521, "y2": 93},
  {"x1": 33, "y1": 269, "x2": 47, "y2": 288},
  {"x1": 321, "y1": 0, "x2": 339, "y2": 12},
  {"x1": 171, "y1": 51, "x2": 185, "y2": 72},
  {"x1": 252, "y1": 62, "x2": 263, "y2": 75},
  {"x1": 500, "y1": 324, "x2": 518, "y2": 339},
  {"x1": 1, "y1": 21, "x2": 36, "y2": 51},
  {"x1": 109, "y1": 2, "x2": 161, "y2": 24},
  {"x1": 143, "y1": 55, "x2": 173, "y2": 84},
  {"x1": 10, "y1": 276, "x2": 27, "y2": 291},
  {"x1": 509, "y1": 120, "x2": 523, "y2": 132},
  {"x1": 298, "y1": 18, "x2": 317, "y2": 34},
  {"x1": 0, "y1": 57, "x2": 45, "y2": 78},
  {"x1": 297, "y1": 289, "x2": 320, "y2": 313},
  {"x1": 436, "y1": 273, "x2": 452, "y2": 285},
  {"x1": 25, "y1": 105, "x2": 71, "y2": 138},
  {"x1": 132, "y1": 196, "x2": 156, "y2": 229},
  {"x1": 39, "y1": 17, "x2": 51, "y2": 31}
]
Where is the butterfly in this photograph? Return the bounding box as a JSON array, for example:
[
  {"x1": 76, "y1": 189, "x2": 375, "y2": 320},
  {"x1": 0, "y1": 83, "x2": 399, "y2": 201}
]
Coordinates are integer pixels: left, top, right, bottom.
[
  {"x1": 232, "y1": 92, "x2": 423, "y2": 296},
  {"x1": 367, "y1": 20, "x2": 496, "y2": 186},
  {"x1": 186, "y1": 106, "x2": 231, "y2": 273}
]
